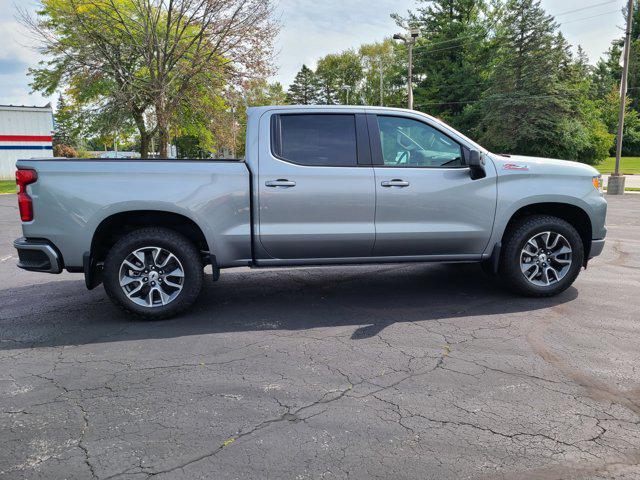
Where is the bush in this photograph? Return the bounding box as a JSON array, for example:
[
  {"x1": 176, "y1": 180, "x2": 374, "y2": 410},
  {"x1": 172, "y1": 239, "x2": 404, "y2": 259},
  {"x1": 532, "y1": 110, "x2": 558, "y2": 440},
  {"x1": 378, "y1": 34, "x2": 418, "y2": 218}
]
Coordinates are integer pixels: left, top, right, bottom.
[{"x1": 53, "y1": 144, "x2": 79, "y2": 158}]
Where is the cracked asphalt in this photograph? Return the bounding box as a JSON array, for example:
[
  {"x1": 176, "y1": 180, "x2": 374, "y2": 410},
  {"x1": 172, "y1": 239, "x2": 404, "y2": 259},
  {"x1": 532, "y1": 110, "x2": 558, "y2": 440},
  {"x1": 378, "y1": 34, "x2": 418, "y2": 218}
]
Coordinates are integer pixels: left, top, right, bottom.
[{"x1": 1, "y1": 193, "x2": 640, "y2": 480}]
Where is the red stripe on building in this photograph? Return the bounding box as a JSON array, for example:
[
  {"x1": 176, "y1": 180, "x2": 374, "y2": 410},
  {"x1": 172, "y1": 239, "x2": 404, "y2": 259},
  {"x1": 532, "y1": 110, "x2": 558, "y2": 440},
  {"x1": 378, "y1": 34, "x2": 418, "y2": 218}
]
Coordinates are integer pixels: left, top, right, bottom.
[{"x1": 0, "y1": 135, "x2": 53, "y2": 142}]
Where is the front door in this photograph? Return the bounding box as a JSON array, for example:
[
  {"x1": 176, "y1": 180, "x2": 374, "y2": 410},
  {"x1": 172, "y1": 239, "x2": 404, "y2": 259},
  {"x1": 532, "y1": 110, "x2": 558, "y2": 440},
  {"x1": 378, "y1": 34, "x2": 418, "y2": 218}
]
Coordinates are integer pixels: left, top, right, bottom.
[
  {"x1": 370, "y1": 114, "x2": 497, "y2": 257},
  {"x1": 257, "y1": 112, "x2": 376, "y2": 260}
]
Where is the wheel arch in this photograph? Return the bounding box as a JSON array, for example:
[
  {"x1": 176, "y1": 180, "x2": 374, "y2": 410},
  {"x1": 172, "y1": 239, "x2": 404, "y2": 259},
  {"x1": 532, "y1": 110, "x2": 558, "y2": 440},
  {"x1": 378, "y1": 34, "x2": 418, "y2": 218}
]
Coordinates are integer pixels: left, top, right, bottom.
[
  {"x1": 500, "y1": 202, "x2": 593, "y2": 263},
  {"x1": 91, "y1": 210, "x2": 210, "y2": 262},
  {"x1": 85, "y1": 210, "x2": 211, "y2": 290}
]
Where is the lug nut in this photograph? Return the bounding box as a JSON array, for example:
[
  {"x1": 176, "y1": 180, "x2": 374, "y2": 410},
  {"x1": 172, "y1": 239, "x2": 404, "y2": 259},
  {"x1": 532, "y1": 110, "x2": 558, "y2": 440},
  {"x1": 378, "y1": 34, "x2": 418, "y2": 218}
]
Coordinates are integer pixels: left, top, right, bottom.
[
  {"x1": 143, "y1": 277, "x2": 148, "y2": 282},
  {"x1": 151, "y1": 282, "x2": 156, "y2": 286}
]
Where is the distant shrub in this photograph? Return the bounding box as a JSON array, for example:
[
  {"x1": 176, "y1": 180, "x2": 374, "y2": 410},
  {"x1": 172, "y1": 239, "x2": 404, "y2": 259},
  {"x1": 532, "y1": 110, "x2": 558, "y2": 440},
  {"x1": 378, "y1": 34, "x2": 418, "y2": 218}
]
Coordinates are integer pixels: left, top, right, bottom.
[{"x1": 53, "y1": 144, "x2": 79, "y2": 158}]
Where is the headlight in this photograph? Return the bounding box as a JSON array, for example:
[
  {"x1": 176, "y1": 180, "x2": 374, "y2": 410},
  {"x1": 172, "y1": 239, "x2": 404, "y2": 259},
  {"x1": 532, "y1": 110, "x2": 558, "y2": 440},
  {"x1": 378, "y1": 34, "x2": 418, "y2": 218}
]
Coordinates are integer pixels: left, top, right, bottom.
[{"x1": 592, "y1": 175, "x2": 603, "y2": 194}]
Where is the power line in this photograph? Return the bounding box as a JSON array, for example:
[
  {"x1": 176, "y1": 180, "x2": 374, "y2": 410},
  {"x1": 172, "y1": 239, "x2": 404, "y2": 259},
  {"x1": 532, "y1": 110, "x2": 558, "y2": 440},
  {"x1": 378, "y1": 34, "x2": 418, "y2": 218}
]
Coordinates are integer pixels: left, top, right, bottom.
[
  {"x1": 551, "y1": 0, "x2": 618, "y2": 17},
  {"x1": 412, "y1": 9, "x2": 621, "y2": 56},
  {"x1": 412, "y1": 4, "x2": 622, "y2": 54},
  {"x1": 560, "y1": 10, "x2": 620, "y2": 25}
]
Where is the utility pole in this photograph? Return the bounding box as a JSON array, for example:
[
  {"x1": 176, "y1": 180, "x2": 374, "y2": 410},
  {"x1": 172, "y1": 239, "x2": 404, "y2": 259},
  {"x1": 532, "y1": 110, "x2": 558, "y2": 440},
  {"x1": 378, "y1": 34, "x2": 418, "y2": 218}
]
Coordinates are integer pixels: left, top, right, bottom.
[
  {"x1": 379, "y1": 58, "x2": 384, "y2": 106},
  {"x1": 393, "y1": 27, "x2": 420, "y2": 110},
  {"x1": 610, "y1": 0, "x2": 634, "y2": 195}
]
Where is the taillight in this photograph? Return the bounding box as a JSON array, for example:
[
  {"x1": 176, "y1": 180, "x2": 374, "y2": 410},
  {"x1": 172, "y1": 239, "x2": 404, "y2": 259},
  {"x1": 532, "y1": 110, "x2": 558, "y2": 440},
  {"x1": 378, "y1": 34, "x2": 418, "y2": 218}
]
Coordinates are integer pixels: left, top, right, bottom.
[{"x1": 16, "y1": 169, "x2": 37, "y2": 222}]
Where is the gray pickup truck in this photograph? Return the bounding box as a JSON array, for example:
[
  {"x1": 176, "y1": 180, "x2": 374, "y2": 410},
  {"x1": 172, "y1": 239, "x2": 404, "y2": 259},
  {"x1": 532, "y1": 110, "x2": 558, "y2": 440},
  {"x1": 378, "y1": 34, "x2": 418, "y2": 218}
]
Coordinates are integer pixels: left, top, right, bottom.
[{"x1": 13, "y1": 106, "x2": 607, "y2": 319}]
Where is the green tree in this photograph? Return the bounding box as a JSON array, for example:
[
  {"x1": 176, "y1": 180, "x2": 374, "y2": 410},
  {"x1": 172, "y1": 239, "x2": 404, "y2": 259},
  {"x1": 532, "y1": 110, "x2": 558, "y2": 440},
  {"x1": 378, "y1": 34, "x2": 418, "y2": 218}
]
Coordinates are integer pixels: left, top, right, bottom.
[
  {"x1": 287, "y1": 65, "x2": 320, "y2": 104},
  {"x1": 598, "y1": 88, "x2": 640, "y2": 156},
  {"x1": 470, "y1": 0, "x2": 610, "y2": 163},
  {"x1": 593, "y1": 41, "x2": 624, "y2": 100},
  {"x1": 396, "y1": 0, "x2": 493, "y2": 128},
  {"x1": 593, "y1": 2, "x2": 640, "y2": 109},
  {"x1": 315, "y1": 51, "x2": 363, "y2": 104},
  {"x1": 53, "y1": 95, "x2": 81, "y2": 149},
  {"x1": 24, "y1": 0, "x2": 277, "y2": 158},
  {"x1": 234, "y1": 79, "x2": 288, "y2": 157},
  {"x1": 358, "y1": 40, "x2": 406, "y2": 107}
]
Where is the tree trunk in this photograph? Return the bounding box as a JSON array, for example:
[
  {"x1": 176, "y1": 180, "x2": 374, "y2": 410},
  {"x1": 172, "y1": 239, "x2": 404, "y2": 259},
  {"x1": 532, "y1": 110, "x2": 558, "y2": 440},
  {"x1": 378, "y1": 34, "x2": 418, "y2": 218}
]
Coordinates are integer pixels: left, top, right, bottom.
[
  {"x1": 158, "y1": 125, "x2": 169, "y2": 158},
  {"x1": 132, "y1": 108, "x2": 150, "y2": 159},
  {"x1": 140, "y1": 133, "x2": 150, "y2": 159},
  {"x1": 156, "y1": 95, "x2": 170, "y2": 158}
]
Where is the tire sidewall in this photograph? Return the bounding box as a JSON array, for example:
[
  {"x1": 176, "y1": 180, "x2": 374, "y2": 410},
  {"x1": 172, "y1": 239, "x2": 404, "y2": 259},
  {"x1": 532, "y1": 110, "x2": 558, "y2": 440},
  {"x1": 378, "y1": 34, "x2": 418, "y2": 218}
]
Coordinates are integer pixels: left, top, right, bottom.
[
  {"x1": 103, "y1": 229, "x2": 203, "y2": 319},
  {"x1": 503, "y1": 217, "x2": 584, "y2": 296}
]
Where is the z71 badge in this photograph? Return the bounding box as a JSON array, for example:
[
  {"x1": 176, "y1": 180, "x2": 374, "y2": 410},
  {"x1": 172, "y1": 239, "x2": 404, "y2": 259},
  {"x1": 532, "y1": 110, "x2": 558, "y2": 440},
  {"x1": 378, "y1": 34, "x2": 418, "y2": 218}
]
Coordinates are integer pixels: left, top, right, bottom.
[{"x1": 503, "y1": 163, "x2": 529, "y2": 171}]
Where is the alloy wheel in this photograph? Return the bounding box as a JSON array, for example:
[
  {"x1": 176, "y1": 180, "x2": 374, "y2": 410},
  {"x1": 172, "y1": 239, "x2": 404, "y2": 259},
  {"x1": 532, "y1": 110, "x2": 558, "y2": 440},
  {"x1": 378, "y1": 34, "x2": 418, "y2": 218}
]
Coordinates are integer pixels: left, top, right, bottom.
[
  {"x1": 519, "y1": 231, "x2": 573, "y2": 287},
  {"x1": 118, "y1": 246, "x2": 185, "y2": 308}
]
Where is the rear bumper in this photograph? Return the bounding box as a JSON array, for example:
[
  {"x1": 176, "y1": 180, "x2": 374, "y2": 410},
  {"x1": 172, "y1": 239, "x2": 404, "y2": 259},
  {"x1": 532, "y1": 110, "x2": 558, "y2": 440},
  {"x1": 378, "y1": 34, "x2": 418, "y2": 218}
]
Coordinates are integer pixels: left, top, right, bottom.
[
  {"x1": 589, "y1": 238, "x2": 606, "y2": 259},
  {"x1": 13, "y1": 237, "x2": 63, "y2": 274}
]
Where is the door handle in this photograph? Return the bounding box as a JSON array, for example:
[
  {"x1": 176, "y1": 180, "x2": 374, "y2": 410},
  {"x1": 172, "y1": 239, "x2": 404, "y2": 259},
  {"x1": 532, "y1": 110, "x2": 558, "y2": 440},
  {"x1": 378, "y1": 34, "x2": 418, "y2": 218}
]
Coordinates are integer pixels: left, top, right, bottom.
[
  {"x1": 265, "y1": 179, "x2": 296, "y2": 188},
  {"x1": 381, "y1": 179, "x2": 410, "y2": 187}
]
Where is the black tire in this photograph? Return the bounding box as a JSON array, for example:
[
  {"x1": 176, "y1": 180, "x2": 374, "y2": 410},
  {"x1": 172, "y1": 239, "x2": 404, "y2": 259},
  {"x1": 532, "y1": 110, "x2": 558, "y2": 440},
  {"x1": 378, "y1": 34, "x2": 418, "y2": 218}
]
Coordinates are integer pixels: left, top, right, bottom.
[
  {"x1": 500, "y1": 215, "x2": 584, "y2": 297},
  {"x1": 103, "y1": 227, "x2": 203, "y2": 320}
]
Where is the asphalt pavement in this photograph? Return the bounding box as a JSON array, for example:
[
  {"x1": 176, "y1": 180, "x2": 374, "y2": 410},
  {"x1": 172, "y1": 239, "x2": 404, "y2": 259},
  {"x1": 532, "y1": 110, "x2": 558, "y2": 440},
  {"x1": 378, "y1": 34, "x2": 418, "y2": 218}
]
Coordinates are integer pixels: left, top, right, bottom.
[{"x1": 1, "y1": 193, "x2": 640, "y2": 480}]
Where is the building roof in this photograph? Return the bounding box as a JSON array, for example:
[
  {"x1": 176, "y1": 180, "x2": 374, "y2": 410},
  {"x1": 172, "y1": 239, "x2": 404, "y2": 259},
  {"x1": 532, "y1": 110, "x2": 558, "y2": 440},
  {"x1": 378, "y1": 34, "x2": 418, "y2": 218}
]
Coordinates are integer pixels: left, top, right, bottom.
[{"x1": 0, "y1": 104, "x2": 53, "y2": 112}]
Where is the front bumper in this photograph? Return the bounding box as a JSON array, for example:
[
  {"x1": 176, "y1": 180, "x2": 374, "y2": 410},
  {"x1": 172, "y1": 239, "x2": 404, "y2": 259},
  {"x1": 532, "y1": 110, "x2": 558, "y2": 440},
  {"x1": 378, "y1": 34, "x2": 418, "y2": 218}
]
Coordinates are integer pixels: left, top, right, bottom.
[
  {"x1": 13, "y1": 238, "x2": 63, "y2": 274},
  {"x1": 589, "y1": 238, "x2": 606, "y2": 259}
]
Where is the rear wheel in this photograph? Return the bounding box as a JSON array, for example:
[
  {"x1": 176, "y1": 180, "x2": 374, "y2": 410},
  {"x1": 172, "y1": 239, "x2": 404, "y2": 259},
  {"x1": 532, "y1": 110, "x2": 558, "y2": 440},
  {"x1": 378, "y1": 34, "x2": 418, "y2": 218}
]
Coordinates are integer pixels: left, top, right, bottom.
[
  {"x1": 103, "y1": 227, "x2": 203, "y2": 319},
  {"x1": 500, "y1": 215, "x2": 584, "y2": 297}
]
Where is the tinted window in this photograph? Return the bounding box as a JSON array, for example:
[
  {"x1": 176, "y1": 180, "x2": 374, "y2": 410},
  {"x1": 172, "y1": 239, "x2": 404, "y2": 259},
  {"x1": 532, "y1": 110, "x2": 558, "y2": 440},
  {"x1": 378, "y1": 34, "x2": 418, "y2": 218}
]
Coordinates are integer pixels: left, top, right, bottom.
[
  {"x1": 278, "y1": 114, "x2": 358, "y2": 167},
  {"x1": 378, "y1": 116, "x2": 463, "y2": 168}
]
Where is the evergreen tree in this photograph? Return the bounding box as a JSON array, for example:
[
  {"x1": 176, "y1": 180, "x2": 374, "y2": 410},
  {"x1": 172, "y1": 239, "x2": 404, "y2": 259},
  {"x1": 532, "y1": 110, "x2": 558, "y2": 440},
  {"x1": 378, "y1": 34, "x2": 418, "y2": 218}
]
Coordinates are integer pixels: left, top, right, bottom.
[
  {"x1": 286, "y1": 65, "x2": 320, "y2": 105},
  {"x1": 472, "y1": 0, "x2": 610, "y2": 162},
  {"x1": 593, "y1": 41, "x2": 623, "y2": 101},
  {"x1": 397, "y1": 0, "x2": 492, "y2": 129}
]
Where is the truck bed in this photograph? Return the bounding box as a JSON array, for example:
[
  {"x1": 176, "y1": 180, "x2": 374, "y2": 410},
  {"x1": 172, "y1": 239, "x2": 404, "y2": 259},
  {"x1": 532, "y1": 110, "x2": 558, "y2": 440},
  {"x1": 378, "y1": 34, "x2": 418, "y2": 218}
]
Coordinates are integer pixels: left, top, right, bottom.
[{"x1": 16, "y1": 157, "x2": 252, "y2": 269}]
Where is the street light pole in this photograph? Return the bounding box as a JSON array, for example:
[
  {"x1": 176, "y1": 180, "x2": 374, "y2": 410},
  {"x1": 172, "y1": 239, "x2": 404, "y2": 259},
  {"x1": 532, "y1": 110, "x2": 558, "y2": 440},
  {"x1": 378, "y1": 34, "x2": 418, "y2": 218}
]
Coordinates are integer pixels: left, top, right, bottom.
[
  {"x1": 408, "y1": 39, "x2": 414, "y2": 110},
  {"x1": 393, "y1": 27, "x2": 420, "y2": 110},
  {"x1": 610, "y1": 0, "x2": 634, "y2": 195}
]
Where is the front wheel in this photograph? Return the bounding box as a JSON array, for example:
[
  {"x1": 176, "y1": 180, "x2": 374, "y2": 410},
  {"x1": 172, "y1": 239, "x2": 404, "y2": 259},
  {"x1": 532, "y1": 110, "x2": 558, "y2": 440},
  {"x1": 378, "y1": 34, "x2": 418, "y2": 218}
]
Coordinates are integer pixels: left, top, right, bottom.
[
  {"x1": 500, "y1": 215, "x2": 584, "y2": 297},
  {"x1": 103, "y1": 227, "x2": 204, "y2": 319}
]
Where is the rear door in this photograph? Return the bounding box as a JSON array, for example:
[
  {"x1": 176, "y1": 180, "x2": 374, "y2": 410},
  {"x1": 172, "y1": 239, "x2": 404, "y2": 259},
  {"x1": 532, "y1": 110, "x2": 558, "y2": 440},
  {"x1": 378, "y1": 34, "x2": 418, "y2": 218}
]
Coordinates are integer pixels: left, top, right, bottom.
[
  {"x1": 257, "y1": 110, "x2": 376, "y2": 260},
  {"x1": 369, "y1": 113, "x2": 497, "y2": 257}
]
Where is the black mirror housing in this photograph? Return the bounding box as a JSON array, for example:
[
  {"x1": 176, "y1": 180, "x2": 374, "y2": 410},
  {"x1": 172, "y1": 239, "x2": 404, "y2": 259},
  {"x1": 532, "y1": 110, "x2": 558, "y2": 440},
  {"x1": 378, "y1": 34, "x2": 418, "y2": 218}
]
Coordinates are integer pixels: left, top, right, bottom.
[{"x1": 468, "y1": 149, "x2": 486, "y2": 180}]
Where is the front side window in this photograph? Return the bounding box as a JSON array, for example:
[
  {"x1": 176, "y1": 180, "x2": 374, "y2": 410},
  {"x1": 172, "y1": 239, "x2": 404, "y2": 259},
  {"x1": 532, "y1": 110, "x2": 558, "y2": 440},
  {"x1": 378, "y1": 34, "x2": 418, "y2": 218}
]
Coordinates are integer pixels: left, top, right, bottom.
[
  {"x1": 377, "y1": 116, "x2": 463, "y2": 168},
  {"x1": 276, "y1": 114, "x2": 358, "y2": 167}
]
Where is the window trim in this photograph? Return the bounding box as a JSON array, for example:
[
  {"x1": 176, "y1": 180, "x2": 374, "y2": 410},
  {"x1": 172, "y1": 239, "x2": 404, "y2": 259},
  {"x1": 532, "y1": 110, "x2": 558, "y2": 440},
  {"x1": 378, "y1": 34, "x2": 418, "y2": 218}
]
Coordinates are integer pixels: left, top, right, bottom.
[
  {"x1": 369, "y1": 113, "x2": 470, "y2": 169},
  {"x1": 270, "y1": 113, "x2": 371, "y2": 168}
]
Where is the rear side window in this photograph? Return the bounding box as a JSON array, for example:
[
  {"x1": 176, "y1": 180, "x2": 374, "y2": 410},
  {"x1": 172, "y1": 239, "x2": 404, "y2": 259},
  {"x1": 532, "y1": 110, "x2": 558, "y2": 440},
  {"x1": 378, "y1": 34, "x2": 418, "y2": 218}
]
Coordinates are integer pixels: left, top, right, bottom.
[{"x1": 274, "y1": 114, "x2": 358, "y2": 167}]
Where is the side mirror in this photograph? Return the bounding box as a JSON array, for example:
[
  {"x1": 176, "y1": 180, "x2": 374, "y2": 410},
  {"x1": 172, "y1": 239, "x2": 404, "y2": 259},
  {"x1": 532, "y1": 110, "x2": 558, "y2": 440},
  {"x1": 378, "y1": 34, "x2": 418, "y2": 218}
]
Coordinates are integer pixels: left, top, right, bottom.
[{"x1": 468, "y1": 149, "x2": 486, "y2": 180}]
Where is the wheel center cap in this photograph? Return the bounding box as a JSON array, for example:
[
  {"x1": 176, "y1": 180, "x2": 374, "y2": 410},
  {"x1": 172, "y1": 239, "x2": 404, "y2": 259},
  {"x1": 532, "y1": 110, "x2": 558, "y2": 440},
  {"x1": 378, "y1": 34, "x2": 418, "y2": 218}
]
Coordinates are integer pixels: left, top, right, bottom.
[
  {"x1": 149, "y1": 271, "x2": 159, "y2": 281},
  {"x1": 538, "y1": 253, "x2": 548, "y2": 263}
]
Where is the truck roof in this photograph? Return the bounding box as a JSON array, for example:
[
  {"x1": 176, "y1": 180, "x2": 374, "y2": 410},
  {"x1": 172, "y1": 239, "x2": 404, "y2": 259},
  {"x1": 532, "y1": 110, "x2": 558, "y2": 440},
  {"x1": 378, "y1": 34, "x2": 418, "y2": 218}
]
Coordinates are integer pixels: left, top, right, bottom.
[
  {"x1": 247, "y1": 105, "x2": 486, "y2": 153},
  {"x1": 247, "y1": 105, "x2": 419, "y2": 115}
]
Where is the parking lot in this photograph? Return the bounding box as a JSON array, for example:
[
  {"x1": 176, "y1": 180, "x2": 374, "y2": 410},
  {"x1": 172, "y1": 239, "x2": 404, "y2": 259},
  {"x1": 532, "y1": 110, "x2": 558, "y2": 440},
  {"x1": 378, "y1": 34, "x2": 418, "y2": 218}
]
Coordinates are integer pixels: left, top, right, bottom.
[{"x1": 0, "y1": 193, "x2": 639, "y2": 479}]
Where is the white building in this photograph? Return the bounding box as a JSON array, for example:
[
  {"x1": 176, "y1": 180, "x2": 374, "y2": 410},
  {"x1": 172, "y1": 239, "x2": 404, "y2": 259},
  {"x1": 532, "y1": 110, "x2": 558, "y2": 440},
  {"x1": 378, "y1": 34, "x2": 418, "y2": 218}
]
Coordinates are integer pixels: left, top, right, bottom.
[{"x1": 0, "y1": 105, "x2": 54, "y2": 179}]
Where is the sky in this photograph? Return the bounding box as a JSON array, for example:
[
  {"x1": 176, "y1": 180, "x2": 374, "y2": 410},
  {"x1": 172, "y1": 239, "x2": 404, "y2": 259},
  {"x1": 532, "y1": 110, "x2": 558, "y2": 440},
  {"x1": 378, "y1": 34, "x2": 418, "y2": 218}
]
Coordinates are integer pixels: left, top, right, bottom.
[{"x1": 0, "y1": 0, "x2": 628, "y2": 107}]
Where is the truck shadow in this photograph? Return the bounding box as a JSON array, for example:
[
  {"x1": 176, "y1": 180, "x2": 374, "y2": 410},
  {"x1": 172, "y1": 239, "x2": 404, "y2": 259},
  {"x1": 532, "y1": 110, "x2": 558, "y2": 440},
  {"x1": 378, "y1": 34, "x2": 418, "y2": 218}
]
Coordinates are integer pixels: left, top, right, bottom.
[{"x1": 0, "y1": 263, "x2": 578, "y2": 350}]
